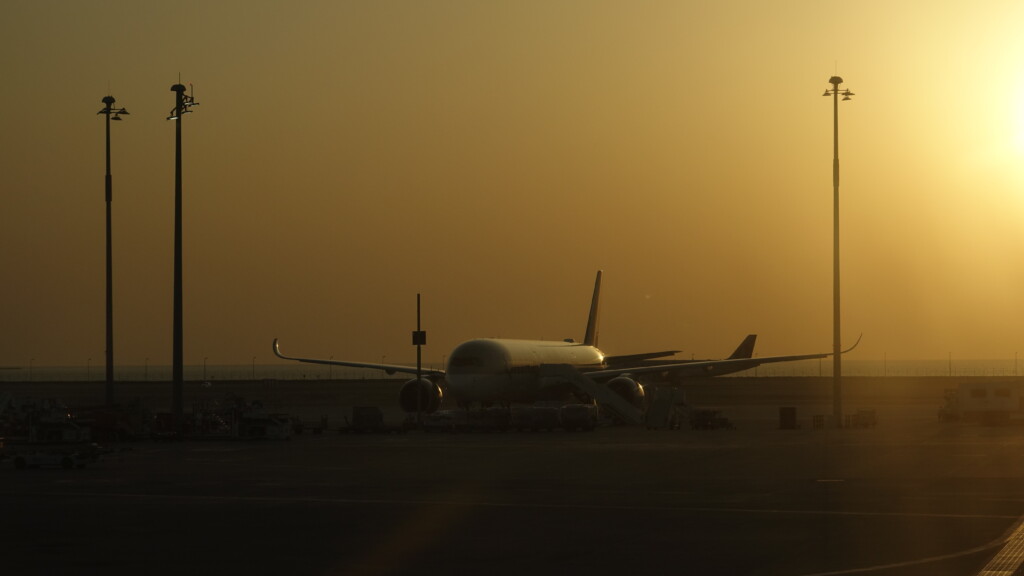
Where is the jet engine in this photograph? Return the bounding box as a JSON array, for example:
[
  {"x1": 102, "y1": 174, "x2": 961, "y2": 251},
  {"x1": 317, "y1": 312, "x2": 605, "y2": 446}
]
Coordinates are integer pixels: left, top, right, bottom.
[
  {"x1": 399, "y1": 378, "x2": 443, "y2": 414},
  {"x1": 607, "y1": 375, "x2": 645, "y2": 409}
]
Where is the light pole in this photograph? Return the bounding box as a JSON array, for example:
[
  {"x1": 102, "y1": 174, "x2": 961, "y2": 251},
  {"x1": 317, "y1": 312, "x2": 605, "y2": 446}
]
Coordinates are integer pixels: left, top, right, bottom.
[
  {"x1": 168, "y1": 82, "x2": 198, "y2": 430},
  {"x1": 823, "y1": 76, "x2": 853, "y2": 427},
  {"x1": 98, "y1": 95, "x2": 128, "y2": 406}
]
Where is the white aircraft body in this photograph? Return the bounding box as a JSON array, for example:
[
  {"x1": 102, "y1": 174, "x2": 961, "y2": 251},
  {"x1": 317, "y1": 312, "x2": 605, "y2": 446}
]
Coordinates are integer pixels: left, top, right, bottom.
[{"x1": 273, "y1": 271, "x2": 856, "y2": 423}]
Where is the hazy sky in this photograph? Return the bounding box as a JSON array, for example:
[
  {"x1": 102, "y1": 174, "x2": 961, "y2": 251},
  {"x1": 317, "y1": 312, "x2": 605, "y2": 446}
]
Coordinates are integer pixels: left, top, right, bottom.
[{"x1": 4, "y1": 0, "x2": 1024, "y2": 368}]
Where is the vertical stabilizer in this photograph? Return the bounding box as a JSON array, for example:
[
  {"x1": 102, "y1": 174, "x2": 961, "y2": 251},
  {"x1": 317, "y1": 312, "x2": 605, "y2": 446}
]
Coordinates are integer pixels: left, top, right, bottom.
[
  {"x1": 728, "y1": 334, "x2": 757, "y2": 359},
  {"x1": 583, "y1": 270, "x2": 602, "y2": 347}
]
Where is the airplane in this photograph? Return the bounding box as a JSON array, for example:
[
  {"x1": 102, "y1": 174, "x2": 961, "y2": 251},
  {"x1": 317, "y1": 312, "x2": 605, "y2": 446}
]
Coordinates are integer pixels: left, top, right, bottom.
[{"x1": 273, "y1": 271, "x2": 858, "y2": 424}]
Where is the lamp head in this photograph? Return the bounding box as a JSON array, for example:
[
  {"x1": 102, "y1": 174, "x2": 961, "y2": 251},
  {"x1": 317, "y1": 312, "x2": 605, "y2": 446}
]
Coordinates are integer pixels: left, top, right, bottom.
[{"x1": 168, "y1": 81, "x2": 198, "y2": 120}]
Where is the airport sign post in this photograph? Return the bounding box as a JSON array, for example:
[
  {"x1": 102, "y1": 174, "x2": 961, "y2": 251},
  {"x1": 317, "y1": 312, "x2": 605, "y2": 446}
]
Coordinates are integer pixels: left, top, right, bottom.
[{"x1": 413, "y1": 293, "x2": 426, "y2": 426}]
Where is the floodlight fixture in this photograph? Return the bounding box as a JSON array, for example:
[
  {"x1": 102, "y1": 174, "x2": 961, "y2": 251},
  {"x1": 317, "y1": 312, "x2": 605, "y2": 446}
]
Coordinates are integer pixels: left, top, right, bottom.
[
  {"x1": 98, "y1": 96, "x2": 130, "y2": 120},
  {"x1": 167, "y1": 83, "x2": 199, "y2": 120}
]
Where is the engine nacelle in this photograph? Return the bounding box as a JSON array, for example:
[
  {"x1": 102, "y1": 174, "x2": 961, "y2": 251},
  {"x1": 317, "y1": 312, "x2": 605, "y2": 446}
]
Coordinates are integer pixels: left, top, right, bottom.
[
  {"x1": 399, "y1": 378, "x2": 443, "y2": 414},
  {"x1": 607, "y1": 375, "x2": 645, "y2": 409}
]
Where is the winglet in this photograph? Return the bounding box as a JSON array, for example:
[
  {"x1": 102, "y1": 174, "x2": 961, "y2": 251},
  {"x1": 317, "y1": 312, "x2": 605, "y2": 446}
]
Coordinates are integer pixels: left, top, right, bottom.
[
  {"x1": 272, "y1": 338, "x2": 288, "y2": 360},
  {"x1": 842, "y1": 333, "x2": 863, "y2": 354},
  {"x1": 583, "y1": 270, "x2": 602, "y2": 347},
  {"x1": 728, "y1": 334, "x2": 757, "y2": 359}
]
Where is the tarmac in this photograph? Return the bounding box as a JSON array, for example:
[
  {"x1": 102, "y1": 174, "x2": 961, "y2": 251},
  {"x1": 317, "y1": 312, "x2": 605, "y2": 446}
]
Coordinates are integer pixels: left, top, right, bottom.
[{"x1": 3, "y1": 377, "x2": 1024, "y2": 575}]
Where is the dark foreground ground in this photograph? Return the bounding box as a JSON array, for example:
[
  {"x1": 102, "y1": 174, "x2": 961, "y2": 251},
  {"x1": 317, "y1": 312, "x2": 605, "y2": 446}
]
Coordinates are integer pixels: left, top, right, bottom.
[{"x1": 3, "y1": 377, "x2": 1023, "y2": 575}]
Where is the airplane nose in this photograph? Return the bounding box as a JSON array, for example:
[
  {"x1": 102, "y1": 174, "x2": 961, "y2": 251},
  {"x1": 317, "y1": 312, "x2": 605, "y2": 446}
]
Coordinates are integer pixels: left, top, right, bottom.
[{"x1": 447, "y1": 339, "x2": 508, "y2": 374}]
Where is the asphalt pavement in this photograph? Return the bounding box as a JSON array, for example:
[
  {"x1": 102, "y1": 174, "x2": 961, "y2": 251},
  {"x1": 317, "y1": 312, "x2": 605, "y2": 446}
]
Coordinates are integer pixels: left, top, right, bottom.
[{"x1": 3, "y1": 417, "x2": 1022, "y2": 576}]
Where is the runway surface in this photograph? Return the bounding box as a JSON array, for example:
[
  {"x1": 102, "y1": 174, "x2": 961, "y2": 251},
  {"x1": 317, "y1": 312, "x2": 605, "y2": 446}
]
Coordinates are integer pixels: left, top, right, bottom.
[
  {"x1": 4, "y1": 377, "x2": 1024, "y2": 575},
  {"x1": 4, "y1": 420, "x2": 1024, "y2": 575}
]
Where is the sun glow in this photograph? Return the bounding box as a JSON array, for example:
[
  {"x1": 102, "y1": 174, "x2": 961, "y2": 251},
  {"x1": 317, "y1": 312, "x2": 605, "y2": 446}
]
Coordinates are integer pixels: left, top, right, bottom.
[
  {"x1": 952, "y1": 71, "x2": 1024, "y2": 189},
  {"x1": 989, "y1": 43, "x2": 1024, "y2": 160},
  {"x1": 1012, "y1": 95, "x2": 1024, "y2": 157}
]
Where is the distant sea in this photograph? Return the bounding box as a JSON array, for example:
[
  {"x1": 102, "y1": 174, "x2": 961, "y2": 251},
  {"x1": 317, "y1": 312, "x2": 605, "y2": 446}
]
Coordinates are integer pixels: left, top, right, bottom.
[{"x1": 3, "y1": 358, "x2": 1024, "y2": 382}]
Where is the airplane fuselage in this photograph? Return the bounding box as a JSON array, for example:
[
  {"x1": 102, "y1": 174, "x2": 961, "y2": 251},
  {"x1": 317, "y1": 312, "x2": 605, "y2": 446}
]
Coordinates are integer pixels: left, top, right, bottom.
[{"x1": 445, "y1": 338, "x2": 605, "y2": 404}]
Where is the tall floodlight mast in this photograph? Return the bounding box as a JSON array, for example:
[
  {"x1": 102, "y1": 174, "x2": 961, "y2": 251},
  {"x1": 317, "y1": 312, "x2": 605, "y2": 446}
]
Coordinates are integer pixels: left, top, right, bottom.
[
  {"x1": 167, "y1": 82, "x2": 198, "y2": 430},
  {"x1": 97, "y1": 95, "x2": 128, "y2": 406},
  {"x1": 822, "y1": 76, "x2": 853, "y2": 427}
]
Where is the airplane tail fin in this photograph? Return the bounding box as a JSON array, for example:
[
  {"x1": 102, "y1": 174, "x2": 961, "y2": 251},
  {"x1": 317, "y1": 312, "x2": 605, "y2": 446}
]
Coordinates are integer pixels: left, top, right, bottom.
[
  {"x1": 583, "y1": 270, "x2": 602, "y2": 347},
  {"x1": 728, "y1": 334, "x2": 757, "y2": 359}
]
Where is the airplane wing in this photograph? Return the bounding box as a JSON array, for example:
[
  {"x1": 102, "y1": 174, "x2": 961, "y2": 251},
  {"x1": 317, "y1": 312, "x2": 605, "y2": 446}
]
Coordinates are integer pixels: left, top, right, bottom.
[
  {"x1": 585, "y1": 335, "x2": 861, "y2": 380},
  {"x1": 272, "y1": 339, "x2": 445, "y2": 377},
  {"x1": 603, "y1": 350, "x2": 682, "y2": 366}
]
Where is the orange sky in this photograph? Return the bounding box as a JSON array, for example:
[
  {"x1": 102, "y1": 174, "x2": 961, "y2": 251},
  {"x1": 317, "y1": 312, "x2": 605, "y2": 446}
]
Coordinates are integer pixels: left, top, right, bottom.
[{"x1": 3, "y1": 1, "x2": 1024, "y2": 368}]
